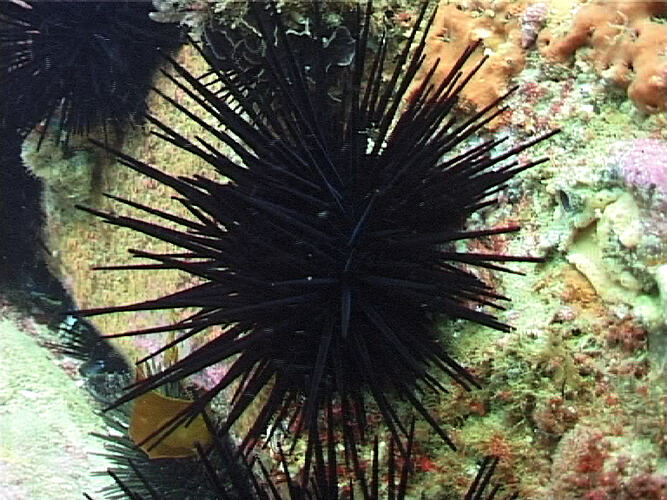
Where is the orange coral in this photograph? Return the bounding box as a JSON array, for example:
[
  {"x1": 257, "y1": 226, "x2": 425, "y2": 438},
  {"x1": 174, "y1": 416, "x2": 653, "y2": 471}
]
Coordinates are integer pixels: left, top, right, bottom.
[
  {"x1": 539, "y1": 1, "x2": 667, "y2": 113},
  {"x1": 409, "y1": 0, "x2": 529, "y2": 126}
]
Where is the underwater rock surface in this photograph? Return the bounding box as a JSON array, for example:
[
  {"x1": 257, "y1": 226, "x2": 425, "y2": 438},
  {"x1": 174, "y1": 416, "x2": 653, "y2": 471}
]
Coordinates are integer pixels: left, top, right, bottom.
[
  {"x1": 0, "y1": 311, "x2": 108, "y2": 499},
  {"x1": 2, "y1": 0, "x2": 667, "y2": 498}
]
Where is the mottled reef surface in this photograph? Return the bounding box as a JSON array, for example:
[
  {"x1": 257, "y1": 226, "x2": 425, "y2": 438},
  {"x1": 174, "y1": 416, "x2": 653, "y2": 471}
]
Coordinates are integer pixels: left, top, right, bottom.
[{"x1": 7, "y1": 0, "x2": 667, "y2": 498}]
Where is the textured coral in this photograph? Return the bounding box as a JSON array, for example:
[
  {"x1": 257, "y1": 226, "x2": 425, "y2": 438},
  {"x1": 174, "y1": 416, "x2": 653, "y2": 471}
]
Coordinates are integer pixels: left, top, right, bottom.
[
  {"x1": 539, "y1": 1, "x2": 667, "y2": 113},
  {"x1": 410, "y1": 0, "x2": 529, "y2": 125}
]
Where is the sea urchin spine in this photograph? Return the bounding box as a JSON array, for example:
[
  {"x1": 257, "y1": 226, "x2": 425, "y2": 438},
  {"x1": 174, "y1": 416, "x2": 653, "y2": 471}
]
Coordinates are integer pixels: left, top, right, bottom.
[
  {"x1": 76, "y1": 0, "x2": 557, "y2": 488},
  {"x1": 0, "y1": 0, "x2": 182, "y2": 144}
]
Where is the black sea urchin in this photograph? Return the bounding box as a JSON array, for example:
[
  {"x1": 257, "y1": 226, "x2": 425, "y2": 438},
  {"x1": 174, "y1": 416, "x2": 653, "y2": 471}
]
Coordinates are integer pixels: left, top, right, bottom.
[
  {"x1": 92, "y1": 415, "x2": 417, "y2": 499},
  {"x1": 77, "y1": 0, "x2": 556, "y2": 484},
  {"x1": 88, "y1": 386, "x2": 249, "y2": 499},
  {"x1": 464, "y1": 457, "x2": 518, "y2": 500},
  {"x1": 92, "y1": 421, "x2": 511, "y2": 499},
  {"x1": 0, "y1": 0, "x2": 182, "y2": 144}
]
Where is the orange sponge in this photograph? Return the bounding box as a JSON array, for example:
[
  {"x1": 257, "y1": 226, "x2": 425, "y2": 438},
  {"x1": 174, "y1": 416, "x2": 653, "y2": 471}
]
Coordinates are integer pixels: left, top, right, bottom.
[
  {"x1": 409, "y1": 0, "x2": 529, "y2": 126},
  {"x1": 539, "y1": 1, "x2": 667, "y2": 113}
]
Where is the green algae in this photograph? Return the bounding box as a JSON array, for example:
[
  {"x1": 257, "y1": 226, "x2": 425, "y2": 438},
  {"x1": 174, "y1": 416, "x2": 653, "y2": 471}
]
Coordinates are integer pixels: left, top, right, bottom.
[{"x1": 0, "y1": 315, "x2": 108, "y2": 498}]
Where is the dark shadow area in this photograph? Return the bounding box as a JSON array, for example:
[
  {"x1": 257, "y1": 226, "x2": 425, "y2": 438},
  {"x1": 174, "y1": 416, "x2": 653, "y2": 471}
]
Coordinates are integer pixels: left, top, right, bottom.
[
  {"x1": 0, "y1": 122, "x2": 129, "y2": 376},
  {"x1": 0, "y1": 124, "x2": 59, "y2": 299}
]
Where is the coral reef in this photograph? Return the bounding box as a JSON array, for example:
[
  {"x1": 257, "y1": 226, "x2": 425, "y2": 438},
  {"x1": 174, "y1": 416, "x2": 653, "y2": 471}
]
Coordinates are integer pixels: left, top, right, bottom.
[
  {"x1": 539, "y1": 0, "x2": 667, "y2": 113},
  {"x1": 0, "y1": 311, "x2": 110, "y2": 498},
  {"x1": 9, "y1": 0, "x2": 667, "y2": 498}
]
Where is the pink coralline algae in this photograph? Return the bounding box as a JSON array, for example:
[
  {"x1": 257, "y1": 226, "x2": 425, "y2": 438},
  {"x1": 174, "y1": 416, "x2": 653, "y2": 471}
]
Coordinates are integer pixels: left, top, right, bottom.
[
  {"x1": 615, "y1": 138, "x2": 667, "y2": 196},
  {"x1": 521, "y1": 2, "x2": 549, "y2": 49}
]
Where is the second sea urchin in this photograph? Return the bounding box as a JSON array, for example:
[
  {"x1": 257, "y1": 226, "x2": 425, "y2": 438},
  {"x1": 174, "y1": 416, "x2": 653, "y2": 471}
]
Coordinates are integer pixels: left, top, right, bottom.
[
  {"x1": 77, "y1": 0, "x2": 556, "y2": 485},
  {"x1": 0, "y1": 0, "x2": 182, "y2": 144}
]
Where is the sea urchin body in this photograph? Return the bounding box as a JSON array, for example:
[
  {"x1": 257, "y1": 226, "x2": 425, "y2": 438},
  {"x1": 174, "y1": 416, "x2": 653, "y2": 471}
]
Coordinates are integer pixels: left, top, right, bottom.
[
  {"x1": 0, "y1": 0, "x2": 182, "y2": 143},
  {"x1": 77, "y1": 0, "x2": 556, "y2": 484}
]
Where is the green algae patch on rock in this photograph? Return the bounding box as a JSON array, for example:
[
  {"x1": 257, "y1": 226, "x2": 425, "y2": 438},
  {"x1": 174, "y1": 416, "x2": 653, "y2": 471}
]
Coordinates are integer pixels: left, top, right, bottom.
[{"x1": 0, "y1": 317, "x2": 108, "y2": 498}]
